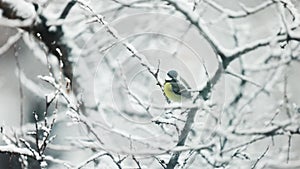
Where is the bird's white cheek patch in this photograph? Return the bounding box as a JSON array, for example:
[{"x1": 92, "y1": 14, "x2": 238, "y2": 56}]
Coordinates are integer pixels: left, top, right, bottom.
[{"x1": 165, "y1": 76, "x2": 172, "y2": 81}]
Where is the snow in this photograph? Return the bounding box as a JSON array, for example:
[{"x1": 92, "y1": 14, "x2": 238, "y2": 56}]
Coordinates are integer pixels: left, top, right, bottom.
[
  {"x1": 40, "y1": 161, "x2": 47, "y2": 168},
  {"x1": 38, "y1": 75, "x2": 56, "y2": 85},
  {"x1": 1, "y1": 0, "x2": 300, "y2": 168},
  {"x1": 0, "y1": 32, "x2": 22, "y2": 55},
  {"x1": 0, "y1": 145, "x2": 33, "y2": 157},
  {"x1": 2, "y1": 0, "x2": 36, "y2": 19}
]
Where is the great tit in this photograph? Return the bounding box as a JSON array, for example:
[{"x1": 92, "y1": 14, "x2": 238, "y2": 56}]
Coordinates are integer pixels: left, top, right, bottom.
[{"x1": 163, "y1": 70, "x2": 192, "y2": 102}]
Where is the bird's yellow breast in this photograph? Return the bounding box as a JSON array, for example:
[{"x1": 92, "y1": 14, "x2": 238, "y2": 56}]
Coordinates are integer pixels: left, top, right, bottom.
[{"x1": 164, "y1": 82, "x2": 182, "y2": 102}]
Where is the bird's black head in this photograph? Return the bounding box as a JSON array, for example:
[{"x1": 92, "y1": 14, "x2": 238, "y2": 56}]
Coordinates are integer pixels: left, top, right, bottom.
[{"x1": 167, "y1": 70, "x2": 178, "y2": 80}]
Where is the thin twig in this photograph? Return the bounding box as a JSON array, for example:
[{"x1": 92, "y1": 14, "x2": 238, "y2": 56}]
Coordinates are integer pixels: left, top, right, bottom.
[
  {"x1": 13, "y1": 43, "x2": 24, "y2": 129},
  {"x1": 251, "y1": 146, "x2": 269, "y2": 169}
]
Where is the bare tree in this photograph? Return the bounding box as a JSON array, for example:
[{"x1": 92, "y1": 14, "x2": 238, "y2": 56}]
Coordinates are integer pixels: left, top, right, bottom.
[{"x1": 0, "y1": 0, "x2": 300, "y2": 168}]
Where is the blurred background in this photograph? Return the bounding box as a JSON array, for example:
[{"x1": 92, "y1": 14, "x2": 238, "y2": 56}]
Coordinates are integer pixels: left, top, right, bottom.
[{"x1": 0, "y1": 0, "x2": 300, "y2": 168}]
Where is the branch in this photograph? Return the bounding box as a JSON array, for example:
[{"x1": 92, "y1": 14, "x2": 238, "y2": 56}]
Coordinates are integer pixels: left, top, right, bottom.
[
  {"x1": 203, "y1": 0, "x2": 276, "y2": 19},
  {"x1": 164, "y1": 0, "x2": 300, "y2": 69},
  {"x1": 59, "y1": 0, "x2": 77, "y2": 19},
  {"x1": 0, "y1": 145, "x2": 34, "y2": 157},
  {"x1": 251, "y1": 146, "x2": 269, "y2": 169},
  {"x1": 164, "y1": 0, "x2": 228, "y2": 65},
  {"x1": 0, "y1": 31, "x2": 22, "y2": 56},
  {"x1": 0, "y1": 0, "x2": 76, "y2": 92}
]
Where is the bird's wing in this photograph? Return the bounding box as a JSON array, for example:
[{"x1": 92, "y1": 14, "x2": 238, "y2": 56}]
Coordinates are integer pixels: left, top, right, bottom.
[
  {"x1": 179, "y1": 76, "x2": 191, "y2": 89},
  {"x1": 171, "y1": 81, "x2": 192, "y2": 98},
  {"x1": 170, "y1": 81, "x2": 180, "y2": 94},
  {"x1": 179, "y1": 84, "x2": 192, "y2": 98}
]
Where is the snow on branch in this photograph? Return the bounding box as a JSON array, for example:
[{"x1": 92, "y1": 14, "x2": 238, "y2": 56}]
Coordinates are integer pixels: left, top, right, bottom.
[
  {"x1": 0, "y1": 0, "x2": 75, "y2": 90},
  {"x1": 203, "y1": 0, "x2": 276, "y2": 19},
  {"x1": 1, "y1": 0, "x2": 300, "y2": 168}
]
